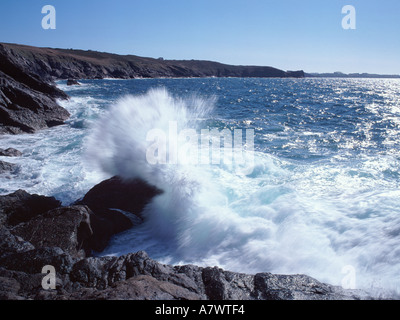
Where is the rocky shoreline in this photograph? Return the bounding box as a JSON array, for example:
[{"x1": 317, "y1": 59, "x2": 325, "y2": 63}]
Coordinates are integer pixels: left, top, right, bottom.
[
  {"x1": 0, "y1": 42, "x2": 383, "y2": 300},
  {"x1": 0, "y1": 176, "x2": 374, "y2": 300},
  {"x1": 0, "y1": 42, "x2": 305, "y2": 135}
]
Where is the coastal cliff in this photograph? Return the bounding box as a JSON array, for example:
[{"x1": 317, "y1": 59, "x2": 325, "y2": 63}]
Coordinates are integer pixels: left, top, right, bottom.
[
  {"x1": 0, "y1": 43, "x2": 305, "y2": 82},
  {"x1": 0, "y1": 42, "x2": 304, "y2": 135},
  {"x1": 0, "y1": 44, "x2": 69, "y2": 134}
]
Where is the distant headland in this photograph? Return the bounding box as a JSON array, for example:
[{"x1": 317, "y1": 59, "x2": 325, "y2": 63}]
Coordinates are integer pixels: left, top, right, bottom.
[{"x1": 306, "y1": 71, "x2": 400, "y2": 79}]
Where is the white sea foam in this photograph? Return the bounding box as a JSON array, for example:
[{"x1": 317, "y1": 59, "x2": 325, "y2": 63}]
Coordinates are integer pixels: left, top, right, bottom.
[
  {"x1": 2, "y1": 80, "x2": 400, "y2": 298},
  {"x1": 87, "y1": 87, "x2": 400, "y2": 296}
]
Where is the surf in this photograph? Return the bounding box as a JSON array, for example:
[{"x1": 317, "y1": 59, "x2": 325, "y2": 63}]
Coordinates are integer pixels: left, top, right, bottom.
[{"x1": 83, "y1": 82, "x2": 400, "y2": 297}]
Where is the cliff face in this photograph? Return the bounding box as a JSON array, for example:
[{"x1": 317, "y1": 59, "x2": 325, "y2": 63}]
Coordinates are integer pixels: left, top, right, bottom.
[
  {"x1": 0, "y1": 42, "x2": 304, "y2": 134},
  {"x1": 0, "y1": 42, "x2": 305, "y2": 135},
  {"x1": 0, "y1": 44, "x2": 69, "y2": 134},
  {"x1": 0, "y1": 43, "x2": 305, "y2": 81}
]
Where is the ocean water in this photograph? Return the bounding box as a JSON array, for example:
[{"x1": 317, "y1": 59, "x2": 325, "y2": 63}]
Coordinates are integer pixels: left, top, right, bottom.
[{"x1": 1, "y1": 77, "x2": 400, "y2": 296}]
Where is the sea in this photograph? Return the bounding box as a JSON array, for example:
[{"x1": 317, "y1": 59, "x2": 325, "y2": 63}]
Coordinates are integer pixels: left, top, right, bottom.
[{"x1": 1, "y1": 77, "x2": 400, "y2": 297}]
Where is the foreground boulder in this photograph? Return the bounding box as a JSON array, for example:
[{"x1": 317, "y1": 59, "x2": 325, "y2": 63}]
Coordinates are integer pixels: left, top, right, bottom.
[
  {"x1": 0, "y1": 226, "x2": 34, "y2": 260},
  {"x1": 76, "y1": 176, "x2": 162, "y2": 252},
  {"x1": 0, "y1": 248, "x2": 373, "y2": 300},
  {"x1": 77, "y1": 176, "x2": 162, "y2": 219},
  {"x1": 0, "y1": 190, "x2": 61, "y2": 226},
  {"x1": 0, "y1": 247, "x2": 74, "y2": 275},
  {"x1": 0, "y1": 182, "x2": 378, "y2": 300},
  {"x1": 11, "y1": 206, "x2": 93, "y2": 259},
  {"x1": 54, "y1": 251, "x2": 374, "y2": 300}
]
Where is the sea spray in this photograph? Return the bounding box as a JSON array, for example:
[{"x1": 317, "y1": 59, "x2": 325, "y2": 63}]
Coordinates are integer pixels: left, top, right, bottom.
[
  {"x1": 82, "y1": 81, "x2": 400, "y2": 297},
  {"x1": 86, "y1": 88, "x2": 213, "y2": 180},
  {"x1": 4, "y1": 79, "x2": 400, "y2": 297},
  {"x1": 86, "y1": 88, "x2": 226, "y2": 253},
  {"x1": 86, "y1": 88, "x2": 260, "y2": 259}
]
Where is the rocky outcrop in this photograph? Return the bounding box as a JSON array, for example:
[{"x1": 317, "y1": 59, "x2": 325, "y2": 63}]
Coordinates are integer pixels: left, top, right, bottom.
[
  {"x1": 0, "y1": 42, "x2": 305, "y2": 135},
  {"x1": 76, "y1": 176, "x2": 162, "y2": 220},
  {"x1": 0, "y1": 227, "x2": 34, "y2": 260},
  {"x1": 0, "y1": 160, "x2": 19, "y2": 174},
  {"x1": 0, "y1": 177, "x2": 376, "y2": 300},
  {"x1": 0, "y1": 148, "x2": 22, "y2": 157},
  {"x1": 75, "y1": 176, "x2": 162, "y2": 252},
  {"x1": 0, "y1": 70, "x2": 70, "y2": 134},
  {"x1": 11, "y1": 206, "x2": 93, "y2": 259},
  {"x1": 0, "y1": 190, "x2": 61, "y2": 226},
  {"x1": 67, "y1": 79, "x2": 80, "y2": 86},
  {"x1": 0, "y1": 42, "x2": 304, "y2": 82},
  {"x1": 0, "y1": 248, "x2": 371, "y2": 300},
  {"x1": 0, "y1": 43, "x2": 70, "y2": 134}
]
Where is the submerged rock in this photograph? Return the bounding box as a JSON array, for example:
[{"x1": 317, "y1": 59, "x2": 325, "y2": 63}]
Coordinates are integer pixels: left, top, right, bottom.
[
  {"x1": 67, "y1": 79, "x2": 80, "y2": 86},
  {"x1": 0, "y1": 148, "x2": 22, "y2": 157},
  {"x1": 0, "y1": 160, "x2": 18, "y2": 174}
]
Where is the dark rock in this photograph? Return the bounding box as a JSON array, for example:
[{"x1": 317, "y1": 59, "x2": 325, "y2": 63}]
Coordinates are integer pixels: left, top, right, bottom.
[
  {"x1": 0, "y1": 70, "x2": 70, "y2": 134},
  {"x1": 0, "y1": 265, "x2": 74, "y2": 300},
  {"x1": 70, "y1": 256, "x2": 115, "y2": 289},
  {"x1": 69, "y1": 251, "x2": 206, "y2": 300},
  {"x1": 0, "y1": 226, "x2": 34, "y2": 259},
  {"x1": 0, "y1": 160, "x2": 18, "y2": 174},
  {"x1": 0, "y1": 190, "x2": 61, "y2": 226},
  {"x1": 77, "y1": 176, "x2": 162, "y2": 219},
  {"x1": 0, "y1": 147, "x2": 22, "y2": 157},
  {"x1": 252, "y1": 273, "x2": 363, "y2": 300},
  {"x1": 11, "y1": 205, "x2": 93, "y2": 258},
  {"x1": 66, "y1": 275, "x2": 203, "y2": 300},
  {"x1": 70, "y1": 251, "x2": 207, "y2": 298},
  {"x1": 106, "y1": 251, "x2": 176, "y2": 284},
  {"x1": 0, "y1": 43, "x2": 70, "y2": 135},
  {"x1": 0, "y1": 275, "x2": 24, "y2": 300},
  {"x1": 67, "y1": 79, "x2": 80, "y2": 86},
  {"x1": 202, "y1": 267, "x2": 254, "y2": 300},
  {"x1": 0, "y1": 42, "x2": 304, "y2": 87},
  {"x1": 0, "y1": 44, "x2": 68, "y2": 98},
  {"x1": 66, "y1": 250, "x2": 370, "y2": 301},
  {"x1": 0, "y1": 243, "x2": 374, "y2": 300},
  {"x1": 86, "y1": 211, "x2": 131, "y2": 253},
  {"x1": 76, "y1": 176, "x2": 162, "y2": 252},
  {"x1": 0, "y1": 247, "x2": 74, "y2": 275}
]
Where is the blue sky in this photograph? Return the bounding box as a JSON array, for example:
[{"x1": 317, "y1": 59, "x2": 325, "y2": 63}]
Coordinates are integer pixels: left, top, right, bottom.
[{"x1": 0, "y1": 0, "x2": 399, "y2": 74}]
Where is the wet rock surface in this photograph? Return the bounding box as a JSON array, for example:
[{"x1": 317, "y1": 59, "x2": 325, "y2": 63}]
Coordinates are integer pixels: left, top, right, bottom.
[{"x1": 0, "y1": 177, "x2": 375, "y2": 300}]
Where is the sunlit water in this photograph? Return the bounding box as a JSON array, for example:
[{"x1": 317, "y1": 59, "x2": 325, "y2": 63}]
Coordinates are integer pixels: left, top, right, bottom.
[{"x1": 1, "y1": 78, "x2": 400, "y2": 297}]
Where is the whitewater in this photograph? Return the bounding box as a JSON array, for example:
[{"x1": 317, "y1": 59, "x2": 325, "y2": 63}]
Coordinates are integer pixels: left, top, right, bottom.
[{"x1": 1, "y1": 78, "x2": 400, "y2": 297}]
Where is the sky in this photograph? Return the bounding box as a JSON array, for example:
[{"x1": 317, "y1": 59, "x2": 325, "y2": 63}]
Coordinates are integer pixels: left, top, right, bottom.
[{"x1": 0, "y1": 0, "x2": 399, "y2": 74}]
